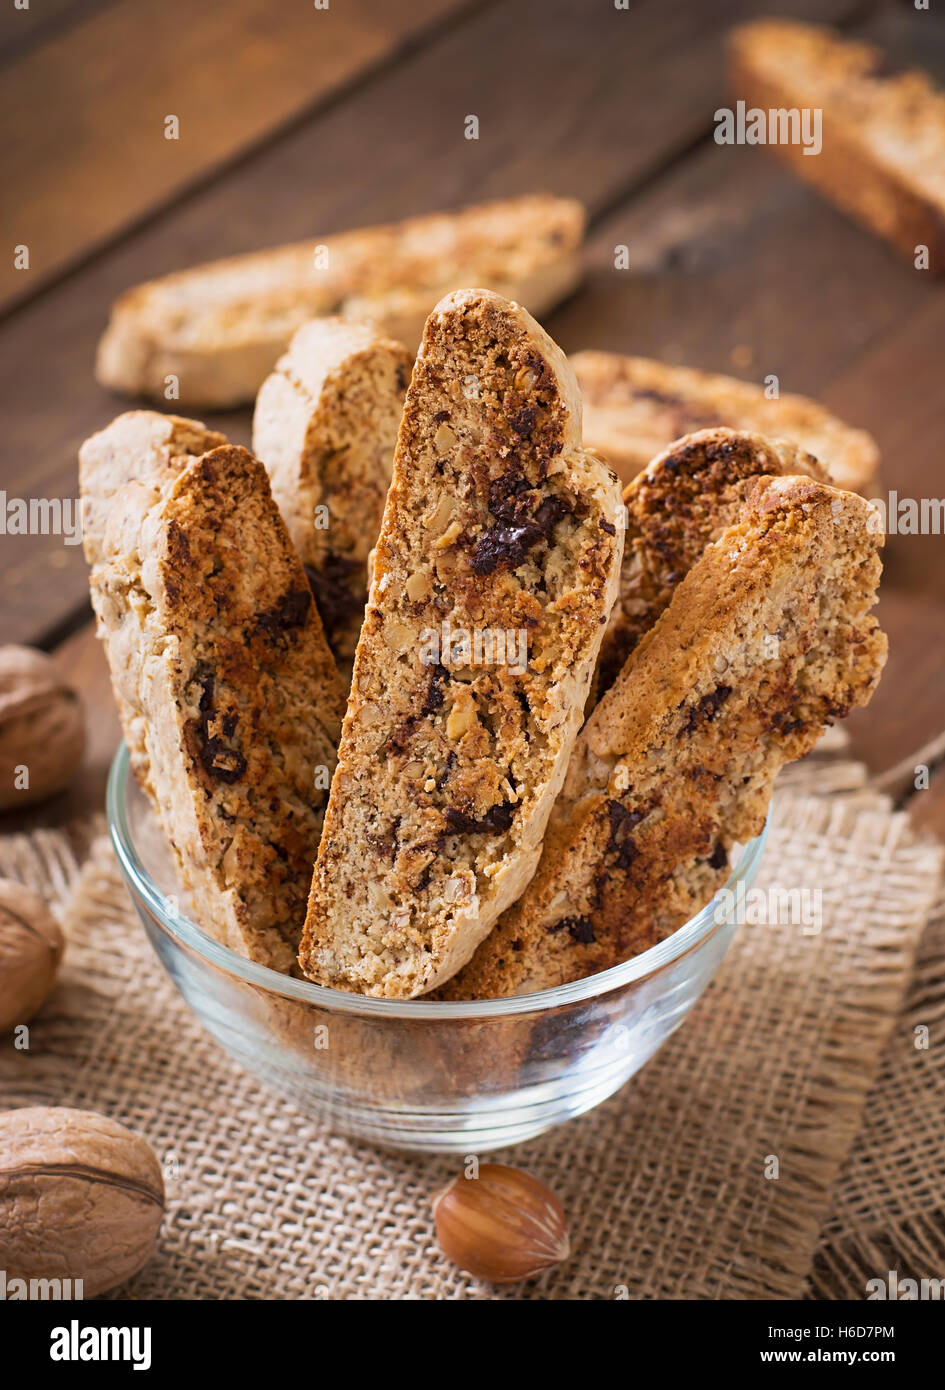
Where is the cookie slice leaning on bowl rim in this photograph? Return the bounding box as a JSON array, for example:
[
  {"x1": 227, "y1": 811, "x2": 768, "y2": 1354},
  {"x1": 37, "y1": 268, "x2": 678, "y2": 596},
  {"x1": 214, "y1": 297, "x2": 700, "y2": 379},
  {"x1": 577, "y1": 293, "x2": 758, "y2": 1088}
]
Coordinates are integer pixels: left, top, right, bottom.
[
  {"x1": 437, "y1": 472, "x2": 887, "y2": 999},
  {"x1": 593, "y1": 426, "x2": 830, "y2": 702},
  {"x1": 298, "y1": 287, "x2": 625, "y2": 999},
  {"x1": 91, "y1": 444, "x2": 346, "y2": 972}
]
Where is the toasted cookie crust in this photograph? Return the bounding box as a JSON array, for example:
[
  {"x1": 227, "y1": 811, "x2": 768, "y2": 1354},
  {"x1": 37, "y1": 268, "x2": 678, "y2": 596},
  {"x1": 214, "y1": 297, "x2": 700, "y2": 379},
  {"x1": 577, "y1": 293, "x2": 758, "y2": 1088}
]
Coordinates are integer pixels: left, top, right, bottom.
[
  {"x1": 79, "y1": 411, "x2": 227, "y2": 569},
  {"x1": 92, "y1": 445, "x2": 346, "y2": 971},
  {"x1": 594, "y1": 428, "x2": 829, "y2": 699},
  {"x1": 729, "y1": 20, "x2": 945, "y2": 267},
  {"x1": 299, "y1": 289, "x2": 624, "y2": 998},
  {"x1": 572, "y1": 350, "x2": 879, "y2": 495},
  {"x1": 438, "y1": 474, "x2": 886, "y2": 998},
  {"x1": 96, "y1": 195, "x2": 585, "y2": 408},
  {"x1": 252, "y1": 318, "x2": 413, "y2": 673}
]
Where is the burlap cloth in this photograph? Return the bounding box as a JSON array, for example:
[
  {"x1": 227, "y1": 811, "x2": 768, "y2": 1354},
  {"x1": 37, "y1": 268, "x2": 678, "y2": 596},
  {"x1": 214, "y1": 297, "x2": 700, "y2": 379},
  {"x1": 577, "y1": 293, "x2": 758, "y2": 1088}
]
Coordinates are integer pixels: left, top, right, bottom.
[{"x1": 1, "y1": 750, "x2": 942, "y2": 1300}]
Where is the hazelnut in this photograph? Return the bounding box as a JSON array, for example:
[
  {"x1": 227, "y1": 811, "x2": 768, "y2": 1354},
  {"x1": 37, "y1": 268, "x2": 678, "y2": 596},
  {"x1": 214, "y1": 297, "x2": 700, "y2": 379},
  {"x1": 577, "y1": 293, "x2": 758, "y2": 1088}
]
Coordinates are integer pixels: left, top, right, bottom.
[
  {"x1": 432, "y1": 1164, "x2": 569, "y2": 1283},
  {"x1": 0, "y1": 878, "x2": 64, "y2": 1033},
  {"x1": 0, "y1": 1106, "x2": 165, "y2": 1297},
  {"x1": 0, "y1": 646, "x2": 85, "y2": 810}
]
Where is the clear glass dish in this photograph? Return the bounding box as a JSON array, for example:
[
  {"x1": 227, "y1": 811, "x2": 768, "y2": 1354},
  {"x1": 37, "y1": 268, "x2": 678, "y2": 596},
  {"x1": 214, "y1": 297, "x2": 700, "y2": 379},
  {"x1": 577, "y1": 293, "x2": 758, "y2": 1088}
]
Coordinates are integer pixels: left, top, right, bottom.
[{"x1": 108, "y1": 743, "x2": 767, "y2": 1153}]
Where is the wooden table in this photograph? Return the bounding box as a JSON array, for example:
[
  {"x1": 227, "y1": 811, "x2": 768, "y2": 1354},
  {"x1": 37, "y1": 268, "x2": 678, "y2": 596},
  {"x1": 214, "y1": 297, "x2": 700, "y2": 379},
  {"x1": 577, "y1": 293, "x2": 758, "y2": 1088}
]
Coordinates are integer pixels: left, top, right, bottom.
[{"x1": 2, "y1": 0, "x2": 943, "y2": 842}]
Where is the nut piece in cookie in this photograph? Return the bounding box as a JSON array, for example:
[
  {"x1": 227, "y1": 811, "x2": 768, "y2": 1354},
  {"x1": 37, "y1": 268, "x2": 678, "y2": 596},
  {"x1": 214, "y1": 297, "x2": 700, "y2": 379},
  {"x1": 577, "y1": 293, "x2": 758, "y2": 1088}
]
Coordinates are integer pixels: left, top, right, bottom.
[
  {"x1": 594, "y1": 427, "x2": 829, "y2": 700},
  {"x1": 439, "y1": 473, "x2": 887, "y2": 999},
  {"x1": 92, "y1": 444, "x2": 346, "y2": 972},
  {"x1": 253, "y1": 318, "x2": 413, "y2": 674},
  {"x1": 572, "y1": 351, "x2": 879, "y2": 495},
  {"x1": 299, "y1": 288, "x2": 625, "y2": 998}
]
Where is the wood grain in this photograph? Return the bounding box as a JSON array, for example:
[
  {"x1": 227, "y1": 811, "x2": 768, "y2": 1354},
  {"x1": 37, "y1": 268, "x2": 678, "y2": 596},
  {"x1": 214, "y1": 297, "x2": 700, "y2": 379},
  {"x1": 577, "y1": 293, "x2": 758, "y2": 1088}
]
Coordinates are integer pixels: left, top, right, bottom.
[
  {"x1": 819, "y1": 296, "x2": 945, "y2": 597},
  {"x1": 0, "y1": 0, "x2": 100, "y2": 66},
  {"x1": 0, "y1": 0, "x2": 477, "y2": 310},
  {"x1": 841, "y1": 591, "x2": 945, "y2": 784},
  {"x1": 552, "y1": 139, "x2": 943, "y2": 398}
]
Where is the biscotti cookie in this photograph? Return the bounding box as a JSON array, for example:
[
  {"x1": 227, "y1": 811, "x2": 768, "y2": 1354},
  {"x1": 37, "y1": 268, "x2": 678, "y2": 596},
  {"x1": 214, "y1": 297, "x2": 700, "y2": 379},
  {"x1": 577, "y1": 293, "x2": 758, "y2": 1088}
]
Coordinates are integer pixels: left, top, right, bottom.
[
  {"x1": 252, "y1": 318, "x2": 413, "y2": 673},
  {"x1": 594, "y1": 428, "x2": 829, "y2": 698},
  {"x1": 438, "y1": 474, "x2": 886, "y2": 998},
  {"x1": 96, "y1": 195, "x2": 586, "y2": 408},
  {"x1": 571, "y1": 350, "x2": 879, "y2": 494},
  {"x1": 92, "y1": 445, "x2": 346, "y2": 971},
  {"x1": 79, "y1": 411, "x2": 226, "y2": 568},
  {"x1": 729, "y1": 20, "x2": 945, "y2": 266},
  {"x1": 298, "y1": 288, "x2": 625, "y2": 998}
]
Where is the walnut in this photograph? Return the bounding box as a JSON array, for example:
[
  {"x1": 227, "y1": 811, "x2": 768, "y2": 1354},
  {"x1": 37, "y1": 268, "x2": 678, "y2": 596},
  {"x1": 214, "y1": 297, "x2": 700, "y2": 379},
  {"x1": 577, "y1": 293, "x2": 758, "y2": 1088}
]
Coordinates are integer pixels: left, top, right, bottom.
[
  {"x1": 0, "y1": 1106, "x2": 165, "y2": 1298},
  {"x1": 0, "y1": 646, "x2": 85, "y2": 810},
  {"x1": 0, "y1": 878, "x2": 64, "y2": 1032}
]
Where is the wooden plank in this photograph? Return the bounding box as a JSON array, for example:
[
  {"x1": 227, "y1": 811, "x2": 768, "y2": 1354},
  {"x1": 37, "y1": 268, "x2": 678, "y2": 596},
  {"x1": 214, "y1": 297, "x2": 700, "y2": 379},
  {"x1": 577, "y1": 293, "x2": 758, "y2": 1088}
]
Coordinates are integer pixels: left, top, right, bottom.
[
  {"x1": 0, "y1": 0, "x2": 880, "y2": 649},
  {"x1": 552, "y1": 136, "x2": 942, "y2": 396},
  {"x1": 819, "y1": 297, "x2": 945, "y2": 597},
  {"x1": 841, "y1": 591, "x2": 945, "y2": 783},
  {"x1": 0, "y1": 0, "x2": 102, "y2": 67},
  {"x1": 0, "y1": 0, "x2": 479, "y2": 311}
]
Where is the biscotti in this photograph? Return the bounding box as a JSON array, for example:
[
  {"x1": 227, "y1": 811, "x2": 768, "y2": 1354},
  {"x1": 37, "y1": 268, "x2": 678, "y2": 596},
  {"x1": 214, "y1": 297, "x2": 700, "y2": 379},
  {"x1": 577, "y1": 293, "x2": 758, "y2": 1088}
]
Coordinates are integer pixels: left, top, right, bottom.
[
  {"x1": 594, "y1": 428, "x2": 829, "y2": 698},
  {"x1": 252, "y1": 318, "x2": 413, "y2": 673},
  {"x1": 571, "y1": 350, "x2": 879, "y2": 494},
  {"x1": 91, "y1": 444, "x2": 346, "y2": 971},
  {"x1": 96, "y1": 195, "x2": 586, "y2": 409},
  {"x1": 728, "y1": 19, "x2": 945, "y2": 267},
  {"x1": 298, "y1": 289, "x2": 624, "y2": 998},
  {"x1": 79, "y1": 411, "x2": 226, "y2": 568},
  {"x1": 438, "y1": 474, "x2": 886, "y2": 998}
]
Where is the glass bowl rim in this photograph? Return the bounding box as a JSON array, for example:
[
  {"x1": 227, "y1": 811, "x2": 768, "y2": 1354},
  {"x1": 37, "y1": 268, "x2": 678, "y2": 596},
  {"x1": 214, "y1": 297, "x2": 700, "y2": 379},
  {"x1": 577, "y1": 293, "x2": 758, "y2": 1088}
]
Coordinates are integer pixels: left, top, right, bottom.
[{"x1": 107, "y1": 741, "x2": 767, "y2": 1020}]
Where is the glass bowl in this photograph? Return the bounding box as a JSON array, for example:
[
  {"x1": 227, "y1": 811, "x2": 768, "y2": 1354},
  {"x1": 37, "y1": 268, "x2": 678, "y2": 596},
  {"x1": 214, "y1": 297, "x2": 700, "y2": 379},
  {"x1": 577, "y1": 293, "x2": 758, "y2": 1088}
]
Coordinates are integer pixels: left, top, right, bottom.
[{"x1": 107, "y1": 743, "x2": 766, "y2": 1153}]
